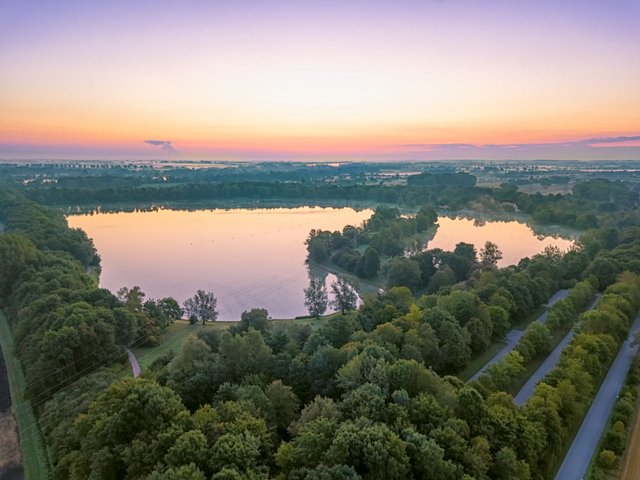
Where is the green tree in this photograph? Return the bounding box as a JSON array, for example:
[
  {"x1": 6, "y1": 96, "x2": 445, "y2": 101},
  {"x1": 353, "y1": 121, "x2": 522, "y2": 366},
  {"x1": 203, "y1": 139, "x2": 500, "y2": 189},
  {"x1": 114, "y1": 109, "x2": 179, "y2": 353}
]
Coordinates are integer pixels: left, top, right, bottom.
[
  {"x1": 0, "y1": 233, "x2": 37, "y2": 297},
  {"x1": 415, "y1": 205, "x2": 438, "y2": 231},
  {"x1": 385, "y1": 257, "x2": 421, "y2": 291},
  {"x1": 305, "y1": 277, "x2": 328, "y2": 318},
  {"x1": 355, "y1": 247, "x2": 381, "y2": 278},
  {"x1": 158, "y1": 297, "x2": 183, "y2": 321},
  {"x1": 490, "y1": 447, "x2": 530, "y2": 480},
  {"x1": 149, "y1": 464, "x2": 207, "y2": 480},
  {"x1": 183, "y1": 289, "x2": 218, "y2": 325},
  {"x1": 330, "y1": 276, "x2": 359, "y2": 314},
  {"x1": 266, "y1": 380, "x2": 300, "y2": 436},
  {"x1": 325, "y1": 419, "x2": 410, "y2": 480},
  {"x1": 480, "y1": 241, "x2": 503, "y2": 269},
  {"x1": 233, "y1": 308, "x2": 269, "y2": 333}
]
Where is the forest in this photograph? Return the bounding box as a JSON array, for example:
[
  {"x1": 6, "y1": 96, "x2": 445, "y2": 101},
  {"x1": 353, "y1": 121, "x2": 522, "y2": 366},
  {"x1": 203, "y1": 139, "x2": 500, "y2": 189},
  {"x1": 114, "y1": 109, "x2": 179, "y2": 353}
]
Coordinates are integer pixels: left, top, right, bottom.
[{"x1": 1, "y1": 172, "x2": 640, "y2": 479}]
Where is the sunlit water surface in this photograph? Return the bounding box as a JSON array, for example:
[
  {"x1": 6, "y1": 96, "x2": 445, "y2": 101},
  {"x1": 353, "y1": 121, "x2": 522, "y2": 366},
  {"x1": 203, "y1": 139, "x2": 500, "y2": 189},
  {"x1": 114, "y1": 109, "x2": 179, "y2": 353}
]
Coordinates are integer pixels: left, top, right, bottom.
[{"x1": 68, "y1": 208, "x2": 573, "y2": 320}]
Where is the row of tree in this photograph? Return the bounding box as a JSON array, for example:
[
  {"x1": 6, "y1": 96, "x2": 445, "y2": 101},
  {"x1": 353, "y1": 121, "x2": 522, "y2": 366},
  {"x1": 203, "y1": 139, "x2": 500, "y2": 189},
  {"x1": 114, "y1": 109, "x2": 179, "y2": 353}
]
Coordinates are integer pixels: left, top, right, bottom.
[{"x1": 474, "y1": 277, "x2": 597, "y2": 394}]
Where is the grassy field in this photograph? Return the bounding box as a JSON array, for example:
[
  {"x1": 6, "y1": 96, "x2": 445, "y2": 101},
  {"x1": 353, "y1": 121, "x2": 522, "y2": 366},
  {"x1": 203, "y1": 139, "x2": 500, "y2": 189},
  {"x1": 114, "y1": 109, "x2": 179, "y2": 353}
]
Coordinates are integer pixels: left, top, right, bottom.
[
  {"x1": 0, "y1": 311, "x2": 49, "y2": 480},
  {"x1": 133, "y1": 314, "x2": 335, "y2": 372}
]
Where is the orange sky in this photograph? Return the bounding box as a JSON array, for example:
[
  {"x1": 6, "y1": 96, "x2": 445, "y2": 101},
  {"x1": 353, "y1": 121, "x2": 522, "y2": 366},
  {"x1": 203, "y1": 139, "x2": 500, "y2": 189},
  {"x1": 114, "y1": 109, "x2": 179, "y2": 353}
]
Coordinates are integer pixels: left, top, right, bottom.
[{"x1": 2, "y1": 0, "x2": 639, "y2": 160}]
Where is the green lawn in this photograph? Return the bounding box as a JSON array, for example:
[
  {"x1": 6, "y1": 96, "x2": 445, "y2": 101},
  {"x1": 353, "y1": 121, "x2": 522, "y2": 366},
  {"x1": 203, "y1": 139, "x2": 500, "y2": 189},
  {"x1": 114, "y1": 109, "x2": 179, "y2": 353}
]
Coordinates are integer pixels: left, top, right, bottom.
[
  {"x1": 0, "y1": 311, "x2": 49, "y2": 479},
  {"x1": 133, "y1": 321, "x2": 221, "y2": 371}
]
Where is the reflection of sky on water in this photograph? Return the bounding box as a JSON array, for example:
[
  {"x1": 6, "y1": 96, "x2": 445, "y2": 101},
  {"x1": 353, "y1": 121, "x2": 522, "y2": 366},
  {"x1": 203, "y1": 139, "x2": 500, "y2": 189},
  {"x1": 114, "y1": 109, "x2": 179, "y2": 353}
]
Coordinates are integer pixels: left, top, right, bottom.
[
  {"x1": 428, "y1": 217, "x2": 574, "y2": 267},
  {"x1": 69, "y1": 207, "x2": 372, "y2": 321},
  {"x1": 68, "y1": 209, "x2": 573, "y2": 320}
]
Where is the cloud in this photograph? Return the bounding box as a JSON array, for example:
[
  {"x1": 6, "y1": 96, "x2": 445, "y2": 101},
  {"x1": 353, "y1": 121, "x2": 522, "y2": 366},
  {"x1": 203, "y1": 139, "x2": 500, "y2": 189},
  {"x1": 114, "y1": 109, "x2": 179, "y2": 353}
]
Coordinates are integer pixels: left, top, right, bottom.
[
  {"x1": 582, "y1": 135, "x2": 640, "y2": 144},
  {"x1": 144, "y1": 139, "x2": 178, "y2": 155},
  {"x1": 395, "y1": 135, "x2": 640, "y2": 152}
]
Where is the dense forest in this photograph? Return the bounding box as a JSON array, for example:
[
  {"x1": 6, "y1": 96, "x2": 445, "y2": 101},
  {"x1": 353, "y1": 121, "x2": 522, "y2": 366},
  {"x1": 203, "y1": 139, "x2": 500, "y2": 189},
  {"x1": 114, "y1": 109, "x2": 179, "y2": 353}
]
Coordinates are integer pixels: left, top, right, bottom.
[{"x1": 1, "y1": 173, "x2": 640, "y2": 479}]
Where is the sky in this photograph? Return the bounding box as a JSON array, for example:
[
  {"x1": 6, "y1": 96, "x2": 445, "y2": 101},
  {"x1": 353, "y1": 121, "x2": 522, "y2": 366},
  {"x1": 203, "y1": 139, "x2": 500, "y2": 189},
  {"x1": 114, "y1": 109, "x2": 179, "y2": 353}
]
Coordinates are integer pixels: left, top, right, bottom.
[{"x1": 1, "y1": 0, "x2": 639, "y2": 161}]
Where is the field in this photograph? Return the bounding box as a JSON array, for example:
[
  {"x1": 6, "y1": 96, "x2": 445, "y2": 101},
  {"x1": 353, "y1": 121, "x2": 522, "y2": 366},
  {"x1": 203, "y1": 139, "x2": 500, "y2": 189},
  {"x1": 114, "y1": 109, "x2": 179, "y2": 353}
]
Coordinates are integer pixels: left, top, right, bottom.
[
  {"x1": 618, "y1": 400, "x2": 640, "y2": 479},
  {"x1": 0, "y1": 311, "x2": 49, "y2": 480}
]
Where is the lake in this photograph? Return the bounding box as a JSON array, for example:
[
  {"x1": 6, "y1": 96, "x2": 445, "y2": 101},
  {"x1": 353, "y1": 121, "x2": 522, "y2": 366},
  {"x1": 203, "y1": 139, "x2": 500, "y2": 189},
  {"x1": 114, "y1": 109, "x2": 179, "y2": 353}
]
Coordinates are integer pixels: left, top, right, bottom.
[
  {"x1": 427, "y1": 216, "x2": 575, "y2": 267},
  {"x1": 67, "y1": 207, "x2": 574, "y2": 320},
  {"x1": 68, "y1": 207, "x2": 372, "y2": 321}
]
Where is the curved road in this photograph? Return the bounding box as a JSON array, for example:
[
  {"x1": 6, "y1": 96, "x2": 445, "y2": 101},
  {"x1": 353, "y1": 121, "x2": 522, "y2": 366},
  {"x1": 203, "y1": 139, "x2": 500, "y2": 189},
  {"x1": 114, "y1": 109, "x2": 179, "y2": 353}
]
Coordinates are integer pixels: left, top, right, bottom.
[
  {"x1": 468, "y1": 289, "x2": 568, "y2": 382},
  {"x1": 554, "y1": 314, "x2": 640, "y2": 480},
  {"x1": 514, "y1": 294, "x2": 601, "y2": 405}
]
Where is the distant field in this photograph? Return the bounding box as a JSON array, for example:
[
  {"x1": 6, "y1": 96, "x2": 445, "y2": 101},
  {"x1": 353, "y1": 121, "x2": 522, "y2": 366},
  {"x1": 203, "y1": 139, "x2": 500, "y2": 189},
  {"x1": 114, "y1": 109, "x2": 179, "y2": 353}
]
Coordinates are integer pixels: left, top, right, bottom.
[{"x1": 517, "y1": 183, "x2": 573, "y2": 195}]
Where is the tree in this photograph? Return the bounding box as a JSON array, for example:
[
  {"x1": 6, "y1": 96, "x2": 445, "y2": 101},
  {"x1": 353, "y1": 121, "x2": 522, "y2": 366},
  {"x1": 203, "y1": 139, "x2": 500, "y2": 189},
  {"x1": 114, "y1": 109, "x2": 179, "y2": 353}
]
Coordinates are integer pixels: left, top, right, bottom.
[
  {"x1": 183, "y1": 289, "x2": 218, "y2": 325},
  {"x1": 415, "y1": 205, "x2": 438, "y2": 231},
  {"x1": 158, "y1": 297, "x2": 183, "y2": 321},
  {"x1": 480, "y1": 241, "x2": 503, "y2": 269},
  {"x1": 385, "y1": 257, "x2": 421, "y2": 291},
  {"x1": 330, "y1": 276, "x2": 359, "y2": 314},
  {"x1": 325, "y1": 418, "x2": 411, "y2": 480},
  {"x1": 356, "y1": 247, "x2": 380, "y2": 278},
  {"x1": 305, "y1": 277, "x2": 328, "y2": 318},
  {"x1": 117, "y1": 285, "x2": 146, "y2": 311},
  {"x1": 233, "y1": 308, "x2": 269, "y2": 333}
]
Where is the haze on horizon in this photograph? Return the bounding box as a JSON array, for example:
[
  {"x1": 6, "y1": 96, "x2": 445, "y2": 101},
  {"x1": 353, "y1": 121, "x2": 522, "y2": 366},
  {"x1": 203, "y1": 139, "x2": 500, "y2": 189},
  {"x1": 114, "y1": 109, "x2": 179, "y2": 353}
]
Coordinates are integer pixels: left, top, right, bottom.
[{"x1": 1, "y1": 0, "x2": 639, "y2": 162}]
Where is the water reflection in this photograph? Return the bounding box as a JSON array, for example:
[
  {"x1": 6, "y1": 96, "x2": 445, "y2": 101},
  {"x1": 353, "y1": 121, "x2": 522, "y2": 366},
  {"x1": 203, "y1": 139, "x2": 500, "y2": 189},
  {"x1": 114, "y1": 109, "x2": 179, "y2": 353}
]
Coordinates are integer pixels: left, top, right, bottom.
[
  {"x1": 68, "y1": 207, "x2": 372, "y2": 321},
  {"x1": 427, "y1": 216, "x2": 574, "y2": 267},
  {"x1": 67, "y1": 208, "x2": 574, "y2": 320}
]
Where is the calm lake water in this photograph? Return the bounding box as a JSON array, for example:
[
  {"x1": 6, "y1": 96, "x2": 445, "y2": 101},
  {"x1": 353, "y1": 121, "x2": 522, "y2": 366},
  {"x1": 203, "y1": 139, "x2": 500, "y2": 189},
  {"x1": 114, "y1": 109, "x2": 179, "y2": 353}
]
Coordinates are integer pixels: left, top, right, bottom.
[
  {"x1": 68, "y1": 207, "x2": 372, "y2": 320},
  {"x1": 68, "y1": 207, "x2": 574, "y2": 320}
]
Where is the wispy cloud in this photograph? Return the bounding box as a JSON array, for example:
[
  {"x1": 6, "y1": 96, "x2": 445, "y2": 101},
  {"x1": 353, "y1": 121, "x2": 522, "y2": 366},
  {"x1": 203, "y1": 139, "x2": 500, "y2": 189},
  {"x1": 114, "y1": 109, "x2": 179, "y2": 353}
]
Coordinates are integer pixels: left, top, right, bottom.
[{"x1": 396, "y1": 135, "x2": 640, "y2": 151}]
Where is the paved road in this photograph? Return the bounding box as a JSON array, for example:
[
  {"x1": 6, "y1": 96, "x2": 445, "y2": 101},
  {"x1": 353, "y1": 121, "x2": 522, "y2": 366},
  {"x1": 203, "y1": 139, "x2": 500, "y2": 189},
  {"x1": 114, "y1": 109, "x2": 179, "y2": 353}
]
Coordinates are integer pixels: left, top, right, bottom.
[
  {"x1": 554, "y1": 314, "x2": 640, "y2": 480},
  {"x1": 125, "y1": 348, "x2": 141, "y2": 377},
  {"x1": 514, "y1": 295, "x2": 601, "y2": 405},
  {"x1": 468, "y1": 289, "x2": 569, "y2": 382}
]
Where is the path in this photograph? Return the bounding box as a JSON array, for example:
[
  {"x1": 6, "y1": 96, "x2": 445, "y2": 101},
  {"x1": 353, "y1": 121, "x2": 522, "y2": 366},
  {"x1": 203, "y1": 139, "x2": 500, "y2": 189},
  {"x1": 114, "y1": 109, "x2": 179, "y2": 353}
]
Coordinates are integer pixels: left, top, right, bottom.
[
  {"x1": 514, "y1": 294, "x2": 600, "y2": 405},
  {"x1": 468, "y1": 289, "x2": 568, "y2": 382},
  {"x1": 125, "y1": 348, "x2": 141, "y2": 378},
  {"x1": 554, "y1": 314, "x2": 640, "y2": 480}
]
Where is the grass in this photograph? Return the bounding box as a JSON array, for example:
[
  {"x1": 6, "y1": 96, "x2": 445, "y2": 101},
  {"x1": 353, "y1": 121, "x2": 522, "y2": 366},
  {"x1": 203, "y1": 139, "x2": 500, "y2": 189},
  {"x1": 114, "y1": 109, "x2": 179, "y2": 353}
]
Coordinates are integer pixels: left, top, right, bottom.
[
  {"x1": 511, "y1": 305, "x2": 547, "y2": 330},
  {"x1": 133, "y1": 321, "x2": 222, "y2": 371},
  {"x1": 133, "y1": 314, "x2": 335, "y2": 372},
  {"x1": 458, "y1": 339, "x2": 508, "y2": 381},
  {"x1": 0, "y1": 311, "x2": 49, "y2": 479}
]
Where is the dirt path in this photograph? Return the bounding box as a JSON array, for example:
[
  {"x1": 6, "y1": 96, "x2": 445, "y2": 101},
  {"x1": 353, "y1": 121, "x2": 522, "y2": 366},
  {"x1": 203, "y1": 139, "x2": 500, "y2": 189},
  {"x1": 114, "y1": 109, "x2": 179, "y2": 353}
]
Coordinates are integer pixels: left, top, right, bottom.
[
  {"x1": 619, "y1": 399, "x2": 640, "y2": 480},
  {"x1": 125, "y1": 348, "x2": 141, "y2": 377}
]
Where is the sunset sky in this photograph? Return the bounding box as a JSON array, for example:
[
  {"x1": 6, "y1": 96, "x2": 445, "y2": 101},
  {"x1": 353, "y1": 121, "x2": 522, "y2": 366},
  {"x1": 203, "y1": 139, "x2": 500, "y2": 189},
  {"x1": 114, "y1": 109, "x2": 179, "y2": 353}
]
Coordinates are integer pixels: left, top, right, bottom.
[{"x1": 1, "y1": 0, "x2": 639, "y2": 161}]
